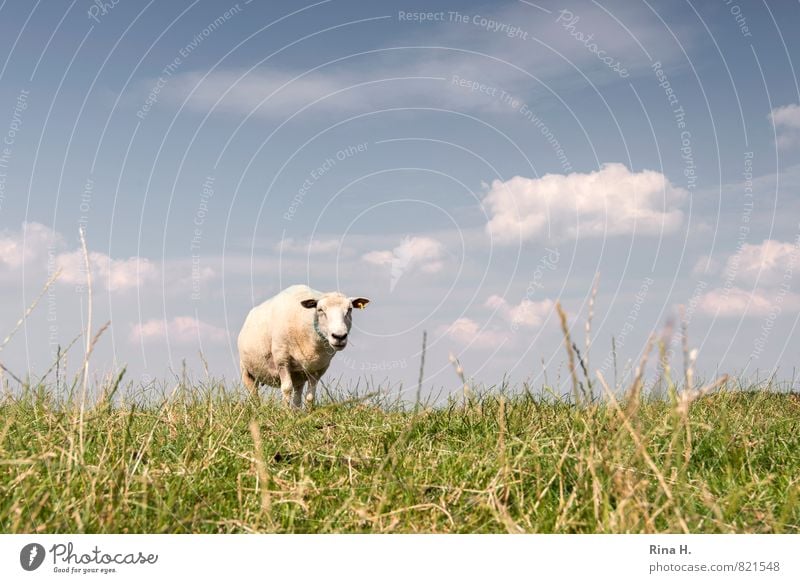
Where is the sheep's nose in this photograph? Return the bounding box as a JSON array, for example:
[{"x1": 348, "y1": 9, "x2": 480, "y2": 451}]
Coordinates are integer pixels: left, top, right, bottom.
[{"x1": 331, "y1": 332, "x2": 348, "y2": 341}]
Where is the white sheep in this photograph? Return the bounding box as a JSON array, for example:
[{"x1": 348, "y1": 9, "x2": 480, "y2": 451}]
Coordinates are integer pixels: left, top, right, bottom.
[{"x1": 237, "y1": 284, "x2": 370, "y2": 407}]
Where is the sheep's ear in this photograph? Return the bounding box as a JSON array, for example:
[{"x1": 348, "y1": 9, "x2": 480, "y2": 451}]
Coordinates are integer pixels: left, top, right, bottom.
[
  {"x1": 350, "y1": 297, "x2": 370, "y2": 310},
  {"x1": 300, "y1": 299, "x2": 318, "y2": 309}
]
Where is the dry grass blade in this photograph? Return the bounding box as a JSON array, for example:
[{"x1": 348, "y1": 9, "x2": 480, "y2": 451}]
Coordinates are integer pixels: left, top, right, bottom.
[
  {"x1": 658, "y1": 319, "x2": 675, "y2": 397},
  {"x1": 86, "y1": 321, "x2": 111, "y2": 360},
  {"x1": 448, "y1": 352, "x2": 472, "y2": 405},
  {"x1": 0, "y1": 267, "x2": 62, "y2": 352},
  {"x1": 679, "y1": 305, "x2": 698, "y2": 392},
  {"x1": 556, "y1": 302, "x2": 580, "y2": 404},
  {"x1": 676, "y1": 375, "x2": 729, "y2": 416},
  {"x1": 0, "y1": 361, "x2": 23, "y2": 385},
  {"x1": 585, "y1": 272, "x2": 600, "y2": 368},
  {"x1": 198, "y1": 350, "x2": 210, "y2": 379},
  {"x1": 597, "y1": 370, "x2": 689, "y2": 533},
  {"x1": 78, "y1": 227, "x2": 94, "y2": 458},
  {"x1": 36, "y1": 332, "x2": 82, "y2": 385},
  {"x1": 416, "y1": 330, "x2": 427, "y2": 410},
  {"x1": 248, "y1": 421, "x2": 272, "y2": 519},
  {"x1": 625, "y1": 333, "x2": 655, "y2": 418}
]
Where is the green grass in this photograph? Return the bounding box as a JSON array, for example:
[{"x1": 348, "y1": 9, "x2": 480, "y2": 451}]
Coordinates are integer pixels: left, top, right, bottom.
[{"x1": 1, "y1": 380, "x2": 799, "y2": 533}]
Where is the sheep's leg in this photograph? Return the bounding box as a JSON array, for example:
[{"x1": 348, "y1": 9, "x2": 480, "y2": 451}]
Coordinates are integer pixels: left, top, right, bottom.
[
  {"x1": 241, "y1": 366, "x2": 259, "y2": 401},
  {"x1": 305, "y1": 375, "x2": 318, "y2": 408},
  {"x1": 278, "y1": 366, "x2": 295, "y2": 407},
  {"x1": 290, "y1": 371, "x2": 307, "y2": 409},
  {"x1": 291, "y1": 382, "x2": 304, "y2": 409}
]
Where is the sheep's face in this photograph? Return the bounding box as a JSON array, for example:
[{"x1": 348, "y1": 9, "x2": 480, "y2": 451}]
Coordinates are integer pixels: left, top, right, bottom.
[{"x1": 301, "y1": 293, "x2": 370, "y2": 351}]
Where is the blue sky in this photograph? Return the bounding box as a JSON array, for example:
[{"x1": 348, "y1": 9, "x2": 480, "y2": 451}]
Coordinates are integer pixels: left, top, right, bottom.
[{"x1": 1, "y1": 0, "x2": 799, "y2": 398}]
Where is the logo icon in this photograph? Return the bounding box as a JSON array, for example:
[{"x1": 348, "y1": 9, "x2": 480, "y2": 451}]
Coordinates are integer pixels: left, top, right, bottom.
[{"x1": 20, "y1": 543, "x2": 46, "y2": 571}]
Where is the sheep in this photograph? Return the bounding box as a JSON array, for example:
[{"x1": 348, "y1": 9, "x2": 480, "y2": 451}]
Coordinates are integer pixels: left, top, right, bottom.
[{"x1": 237, "y1": 284, "x2": 370, "y2": 407}]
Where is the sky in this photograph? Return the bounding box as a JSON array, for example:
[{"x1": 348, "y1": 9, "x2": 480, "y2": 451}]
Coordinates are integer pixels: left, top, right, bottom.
[{"x1": 1, "y1": 0, "x2": 799, "y2": 400}]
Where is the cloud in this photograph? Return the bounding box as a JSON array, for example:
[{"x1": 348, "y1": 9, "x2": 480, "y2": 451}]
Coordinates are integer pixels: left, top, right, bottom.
[
  {"x1": 691, "y1": 254, "x2": 720, "y2": 277},
  {"x1": 694, "y1": 238, "x2": 800, "y2": 317},
  {"x1": 439, "y1": 317, "x2": 508, "y2": 348},
  {"x1": 56, "y1": 251, "x2": 158, "y2": 292},
  {"x1": 146, "y1": 2, "x2": 686, "y2": 120},
  {"x1": 485, "y1": 294, "x2": 554, "y2": 328},
  {"x1": 363, "y1": 236, "x2": 444, "y2": 291},
  {"x1": 696, "y1": 287, "x2": 800, "y2": 317},
  {"x1": 0, "y1": 222, "x2": 161, "y2": 293},
  {"x1": 0, "y1": 222, "x2": 61, "y2": 270},
  {"x1": 162, "y1": 68, "x2": 377, "y2": 119},
  {"x1": 276, "y1": 237, "x2": 340, "y2": 255},
  {"x1": 484, "y1": 163, "x2": 686, "y2": 244},
  {"x1": 726, "y1": 239, "x2": 800, "y2": 285},
  {"x1": 770, "y1": 103, "x2": 800, "y2": 147},
  {"x1": 130, "y1": 316, "x2": 228, "y2": 344}
]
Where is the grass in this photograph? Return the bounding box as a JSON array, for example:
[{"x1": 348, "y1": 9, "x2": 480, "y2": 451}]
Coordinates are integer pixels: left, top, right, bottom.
[
  {"x1": 1, "y1": 378, "x2": 799, "y2": 533},
  {"x1": 1, "y1": 258, "x2": 798, "y2": 533}
]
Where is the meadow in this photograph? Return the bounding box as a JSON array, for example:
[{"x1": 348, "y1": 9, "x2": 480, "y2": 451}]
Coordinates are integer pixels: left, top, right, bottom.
[
  {"x1": 1, "y1": 373, "x2": 798, "y2": 533},
  {"x1": 2, "y1": 271, "x2": 798, "y2": 533}
]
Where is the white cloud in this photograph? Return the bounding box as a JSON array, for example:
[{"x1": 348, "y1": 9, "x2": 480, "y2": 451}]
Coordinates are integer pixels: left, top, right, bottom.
[
  {"x1": 160, "y1": 69, "x2": 379, "y2": 119},
  {"x1": 485, "y1": 294, "x2": 553, "y2": 328},
  {"x1": 695, "y1": 238, "x2": 800, "y2": 317},
  {"x1": 439, "y1": 317, "x2": 508, "y2": 348},
  {"x1": 770, "y1": 103, "x2": 800, "y2": 148},
  {"x1": 484, "y1": 163, "x2": 686, "y2": 244},
  {"x1": 130, "y1": 316, "x2": 228, "y2": 344},
  {"x1": 691, "y1": 254, "x2": 720, "y2": 277},
  {"x1": 0, "y1": 222, "x2": 61, "y2": 270},
  {"x1": 0, "y1": 222, "x2": 161, "y2": 293},
  {"x1": 276, "y1": 237, "x2": 340, "y2": 255},
  {"x1": 56, "y1": 250, "x2": 158, "y2": 292},
  {"x1": 726, "y1": 239, "x2": 800, "y2": 285},
  {"x1": 147, "y1": 3, "x2": 685, "y2": 121},
  {"x1": 363, "y1": 236, "x2": 444, "y2": 291},
  {"x1": 696, "y1": 287, "x2": 800, "y2": 317}
]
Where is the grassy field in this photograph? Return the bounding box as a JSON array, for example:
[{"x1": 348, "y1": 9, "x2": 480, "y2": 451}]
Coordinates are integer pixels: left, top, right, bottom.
[{"x1": 1, "y1": 377, "x2": 799, "y2": 533}]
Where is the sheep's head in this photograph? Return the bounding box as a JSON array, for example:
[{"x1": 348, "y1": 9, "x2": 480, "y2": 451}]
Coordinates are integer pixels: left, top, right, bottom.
[{"x1": 300, "y1": 293, "x2": 370, "y2": 351}]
